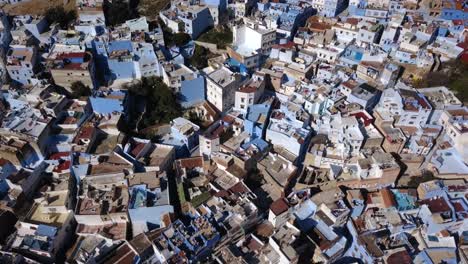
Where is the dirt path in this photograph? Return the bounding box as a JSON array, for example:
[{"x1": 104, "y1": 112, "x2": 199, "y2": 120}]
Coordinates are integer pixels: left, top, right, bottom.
[{"x1": 1, "y1": 0, "x2": 76, "y2": 16}]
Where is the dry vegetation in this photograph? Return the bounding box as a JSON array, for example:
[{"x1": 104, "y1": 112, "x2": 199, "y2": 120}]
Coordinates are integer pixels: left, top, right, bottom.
[
  {"x1": 138, "y1": 0, "x2": 171, "y2": 20},
  {"x1": 2, "y1": 0, "x2": 170, "y2": 21},
  {"x1": 1, "y1": 0, "x2": 76, "y2": 16}
]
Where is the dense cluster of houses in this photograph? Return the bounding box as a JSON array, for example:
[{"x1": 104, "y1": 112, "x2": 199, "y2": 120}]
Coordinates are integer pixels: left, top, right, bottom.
[{"x1": 0, "y1": 0, "x2": 467, "y2": 263}]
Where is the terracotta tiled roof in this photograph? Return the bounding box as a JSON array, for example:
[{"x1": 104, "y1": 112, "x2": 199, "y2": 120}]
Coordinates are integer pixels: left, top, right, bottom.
[
  {"x1": 346, "y1": 18, "x2": 360, "y2": 25},
  {"x1": 0, "y1": 158, "x2": 11, "y2": 166},
  {"x1": 246, "y1": 235, "x2": 263, "y2": 252},
  {"x1": 214, "y1": 190, "x2": 230, "y2": 198},
  {"x1": 270, "y1": 198, "x2": 289, "y2": 215},
  {"x1": 420, "y1": 197, "x2": 451, "y2": 213},
  {"x1": 48, "y1": 152, "x2": 70, "y2": 160},
  {"x1": 177, "y1": 157, "x2": 203, "y2": 169},
  {"x1": 222, "y1": 115, "x2": 235, "y2": 124},
  {"x1": 103, "y1": 243, "x2": 137, "y2": 264},
  {"x1": 387, "y1": 250, "x2": 412, "y2": 264},
  {"x1": 130, "y1": 142, "x2": 145, "y2": 157},
  {"x1": 271, "y1": 41, "x2": 296, "y2": 50},
  {"x1": 380, "y1": 189, "x2": 396, "y2": 208},
  {"x1": 238, "y1": 85, "x2": 257, "y2": 93},
  {"x1": 53, "y1": 160, "x2": 70, "y2": 173},
  {"x1": 229, "y1": 182, "x2": 248, "y2": 194}
]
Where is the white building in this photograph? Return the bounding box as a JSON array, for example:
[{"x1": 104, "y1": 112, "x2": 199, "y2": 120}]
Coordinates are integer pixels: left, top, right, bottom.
[
  {"x1": 199, "y1": 120, "x2": 228, "y2": 156},
  {"x1": 268, "y1": 198, "x2": 291, "y2": 228},
  {"x1": 356, "y1": 20, "x2": 383, "y2": 47},
  {"x1": 206, "y1": 66, "x2": 242, "y2": 112},
  {"x1": 375, "y1": 87, "x2": 432, "y2": 128},
  {"x1": 307, "y1": 44, "x2": 344, "y2": 63},
  {"x1": 332, "y1": 19, "x2": 359, "y2": 44},
  {"x1": 317, "y1": 114, "x2": 364, "y2": 157},
  {"x1": 233, "y1": 21, "x2": 277, "y2": 56},
  {"x1": 440, "y1": 107, "x2": 468, "y2": 162},
  {"x1": 159, "y1": 3, "x2": 214, "y2": 39},
  {"x1": 6, "y1": 46, "x2": 37, "y2": 86},
  {"x1": 266, "y1": 100, "x2": 311, "y2": 158},
  {"x1": 12, "y1": 221, "x2": 68, "y2": 262},
  {"x1": 234, "y1": 77, "x2": 265, "y2": 112},
  {"x1": 313, "y1": 0, "x2": 348, "y2": 17},
  {"x1": 133, "y1": 42, "x2": 162, "y2": 78}
]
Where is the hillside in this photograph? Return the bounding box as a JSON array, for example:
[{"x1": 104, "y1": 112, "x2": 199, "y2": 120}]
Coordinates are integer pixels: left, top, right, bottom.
[
  {"x1": 137, "y1": 0, "x2": 171, "y2": 20},
  {"x1": 1, "y1": 0, "x2": 76, "y2": 16}
]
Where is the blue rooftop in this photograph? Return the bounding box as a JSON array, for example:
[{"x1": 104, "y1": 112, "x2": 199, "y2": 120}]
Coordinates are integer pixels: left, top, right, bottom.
[
  {"x1": 179, "y1": 76, "x2": 205, "y2": 109},
  {"x1": 391, "y1": 189, "x2": 417, "y2": 211},
  {"x1": 180, "y1": 41, "x2": 195, "y2": 58},
  {"x1": 342, "y1": 45, "x2": 365, "y2": 63},
  {"x1": 36, "y1": 224, "x2": 57, "y2": 238},
  {"x1": 247, "y1": 103, "x2": 270, "y2": 124},
  {"x1": 130, "y1": 186, "x2": 148, "y2": 209},
  {"x1": 225, "y1": 58, "x2": 248, "y2": 75},
  {"x1": 128, "y1": 205, "x2": 174, "y2": 228},
  {"x1": 242, "y1": 138, "x2": 269, "y2": 152},
  {"x1": 108, "y1": 40, "x2": 133, "y2": 53},
  {"x1": 89, "y1": 97, "x2": 123, "y2": 114}
]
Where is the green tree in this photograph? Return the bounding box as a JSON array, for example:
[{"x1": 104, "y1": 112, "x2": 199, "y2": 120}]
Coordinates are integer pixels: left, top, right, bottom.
[
  {"x1": 178, "y1": 21, "x2": 185, "y2": 33},
  {"x1": 158, "y1": 19, "x2": 191, "y2": 47},
  {"x1": 197, "y1": 26, "x2": 233, "y2": 48},
  {"x1": 227, "y1": 8, "x2": 235, "y2": 19},
  {"x1": 70, "y1": 81, "x2": 91, "y2": 98},
  {"x1": 187, "y1": 45, "x2": 211, "y2": 69},
  {"x1": 45, "y1": 6, "x2": 77, "y2": 29},
  {"x1": 413, "y1": 59, "x2": 468, "y2": 103},
  {"x1": 446, "y1": 60, "x2": 468, "y2": 103},
  {"x1": 172, "y1": 32, "x2": 191, "y2": 47},
  {"x1": 138, "y1": 0, "x2": 171, "y2": 19},
  {"x1": 187, "y1": 111, "x2": 203, "y2": 126},
  {"x1": 407, "y1": 170, "x2": 437, "y2": 188},
  {"x1": 125, "y1": 77, "x2": 182, "y2": 129},
  {"x1": 103, "y1": 0, "x2": 136, "y2": 27},
  {"x1": 190, "y1": 192, "x2": 212, "y2": 208}
]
